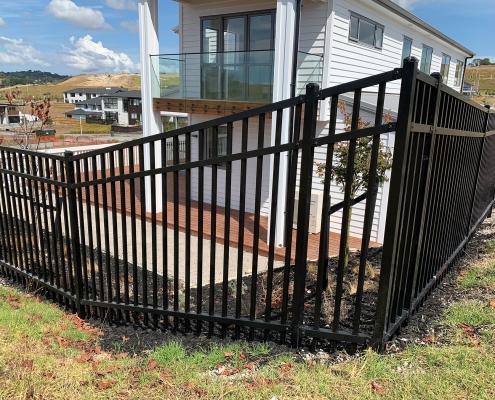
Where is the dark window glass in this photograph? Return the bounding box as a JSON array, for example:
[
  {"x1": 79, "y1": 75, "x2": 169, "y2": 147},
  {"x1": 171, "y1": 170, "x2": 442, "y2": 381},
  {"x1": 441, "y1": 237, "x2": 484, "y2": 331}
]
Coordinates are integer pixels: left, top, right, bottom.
[
  {"x1": 454, "y1": 60, "x2": 463, "y2": 86},
  {"x1": 349, "y1": 15, "x2": 359, "y2": 40},
  {"x1": 205, "y1": 126, "x2": 228, "y2": 168},
  {"x1": 104, "y1": 98, "x2": 118, "y2": 109},
  {"x1": 249, "y1": 14, "x2": 273, "y2": 50},
  {"x1": 349, "y1": 13, "x2": 383, "y2": 48},
  {"x1": 200, "y1": 11, "x2": 275, "y2": 101},
  {"x1": 401, "y1": 37, "x2": 412, "y2": 66},
  {"x1": 202, "y1": 18, "x2": 220, "y2": 54},
  {"x1": 440, "y1": 54, "x2": 451, "y2": 83},
  {"x1": 359, "y1": 19, "x2": 375, "y2": 46},
  {"x1": 223, "y1": 17, "x2": 245, "y2": 52},
  {"x1": 105, "y1": 111, "x2": 117, "y2": 121},
  {"x1": 420, "y1": 46, "x2": 433, "y2": 74}
]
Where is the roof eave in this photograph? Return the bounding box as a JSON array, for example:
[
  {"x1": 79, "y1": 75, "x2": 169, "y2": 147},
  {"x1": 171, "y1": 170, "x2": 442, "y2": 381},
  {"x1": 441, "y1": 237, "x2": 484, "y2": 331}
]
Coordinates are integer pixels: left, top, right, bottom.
[{"x1": 372, "y1": 0, "x2": 475, "y2": 57}]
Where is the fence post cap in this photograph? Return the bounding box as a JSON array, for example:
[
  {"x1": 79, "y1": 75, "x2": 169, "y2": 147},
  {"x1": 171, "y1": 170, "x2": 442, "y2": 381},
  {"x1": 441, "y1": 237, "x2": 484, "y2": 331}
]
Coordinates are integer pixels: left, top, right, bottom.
[
  {"x1": 403, "y1": 56, "x2": 419, "y2": 64},
  {"x1": 430, "y1": 72, "x2": 442, "y2": 80}
]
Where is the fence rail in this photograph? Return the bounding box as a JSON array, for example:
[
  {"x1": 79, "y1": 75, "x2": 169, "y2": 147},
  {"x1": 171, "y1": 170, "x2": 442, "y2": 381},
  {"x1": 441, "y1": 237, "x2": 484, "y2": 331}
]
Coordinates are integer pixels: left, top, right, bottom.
[{"x1": 0, "y1": 57, "x2": 493, "y2": 350}]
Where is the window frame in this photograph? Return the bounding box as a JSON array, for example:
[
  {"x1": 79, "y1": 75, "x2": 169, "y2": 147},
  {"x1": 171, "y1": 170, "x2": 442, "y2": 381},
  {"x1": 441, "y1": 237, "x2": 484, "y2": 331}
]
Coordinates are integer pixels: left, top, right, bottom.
[
  {"x1": 454, "y1": 60, "x2": 464, "y2": 86},
  {"x1": 200, "y1": 10, "x2": 276, "y2": 54},
  {"x1": 104, "y1": 111, "x2": 118, "y2": 121},
  {"x1": 348, "y1": 12, "x2": 384, "y2": 50},
  {"x1": 103, "y1": 97, "x2": 118, "y2": 110},
  {"x1": 204, "y1": 126, "x2": 229, "y2": 169},
  {"x1": 440, "y1": 54, "x2": 451, "y2": 84},
  {"x1": 420, "y1": 45, "x2": 433, "y2": 74},
  {"x1": 401, "y1": 36, "x2": 413, "y2": 66}
]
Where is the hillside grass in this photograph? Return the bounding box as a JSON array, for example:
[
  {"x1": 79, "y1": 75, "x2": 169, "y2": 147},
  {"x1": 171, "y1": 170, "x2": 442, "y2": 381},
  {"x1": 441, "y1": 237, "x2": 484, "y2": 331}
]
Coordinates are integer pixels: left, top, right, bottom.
[
  {"x1": 465, "y1": 66, "x2": 495, "y2": 93},
  {"x1": 69, "y1": 124, "x2": 112, "y2": 134}
]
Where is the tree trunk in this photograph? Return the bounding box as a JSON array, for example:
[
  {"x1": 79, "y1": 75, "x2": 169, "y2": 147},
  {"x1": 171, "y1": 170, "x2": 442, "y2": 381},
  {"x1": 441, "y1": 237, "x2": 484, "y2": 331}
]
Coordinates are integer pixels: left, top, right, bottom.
[{"x1": 343, "y1": 206, "x2": 353, "y2": 275}]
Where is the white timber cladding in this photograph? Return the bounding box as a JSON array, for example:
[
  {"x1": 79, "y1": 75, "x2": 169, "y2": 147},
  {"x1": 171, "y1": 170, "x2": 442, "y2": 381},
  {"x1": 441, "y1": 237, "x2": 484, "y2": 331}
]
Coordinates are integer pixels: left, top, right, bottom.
[
  {"x1": 329, "y1": 0, "x2": 467, "y2": 94},
  {"x1": 189, "y1": 114, "x2": 273, "y2": 216},
  {"x1": 309, "y1": 112, "x2": 395, "y2": 244},
  {"x1": 175, "y1": 0, "x2": 472, "y2": 244}
]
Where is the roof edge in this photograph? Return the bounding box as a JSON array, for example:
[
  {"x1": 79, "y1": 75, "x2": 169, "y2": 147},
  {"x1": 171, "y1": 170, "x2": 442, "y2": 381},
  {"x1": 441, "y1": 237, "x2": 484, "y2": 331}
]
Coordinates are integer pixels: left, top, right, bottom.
[{"x1": 371, "y1": 0, "x2": 475, "y2": 57}]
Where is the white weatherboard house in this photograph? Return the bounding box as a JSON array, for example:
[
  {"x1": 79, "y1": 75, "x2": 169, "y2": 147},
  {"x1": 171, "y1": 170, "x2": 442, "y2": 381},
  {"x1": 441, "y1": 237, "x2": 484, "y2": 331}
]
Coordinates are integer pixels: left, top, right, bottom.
[{"x1": 137, "y1": 0, "x2": 474, "y2": 248}]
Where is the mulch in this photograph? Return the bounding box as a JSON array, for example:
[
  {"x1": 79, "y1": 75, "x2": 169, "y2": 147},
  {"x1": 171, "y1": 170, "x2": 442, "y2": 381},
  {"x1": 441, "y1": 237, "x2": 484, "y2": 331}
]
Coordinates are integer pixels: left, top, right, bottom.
[{"x1": 1, "y1": 214, "x2": 494, "y2": 363}]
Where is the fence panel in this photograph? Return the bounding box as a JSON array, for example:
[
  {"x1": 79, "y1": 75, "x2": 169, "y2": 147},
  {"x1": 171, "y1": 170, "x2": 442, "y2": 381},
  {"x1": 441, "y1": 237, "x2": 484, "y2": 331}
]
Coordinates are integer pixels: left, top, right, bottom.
[
  {"x1": 374, "y1": 58, "x2": 495, "y2": 346},
  {"x1": 0, "y1": 61, "x2": 493, "y2": 351}
]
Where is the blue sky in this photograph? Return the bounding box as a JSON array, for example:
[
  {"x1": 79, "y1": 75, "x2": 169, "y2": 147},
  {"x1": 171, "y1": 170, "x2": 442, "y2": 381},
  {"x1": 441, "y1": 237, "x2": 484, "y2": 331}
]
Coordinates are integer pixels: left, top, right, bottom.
[{"x1": 0, "y1": 0, "x2": 492, "y2": 76}]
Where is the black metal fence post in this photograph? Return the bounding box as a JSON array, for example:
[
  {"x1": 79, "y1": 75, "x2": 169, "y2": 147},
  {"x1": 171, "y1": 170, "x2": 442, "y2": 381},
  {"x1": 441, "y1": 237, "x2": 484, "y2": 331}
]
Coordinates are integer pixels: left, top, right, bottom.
[
  {"x1": 372, "y1": 57, "x2": 418, "y2": 349},
  {"x1": 290, "y1": 83, "x2": 319, "y2": 348},
  {"x1": 65, "y1": 151, "x2": 85, "y2": 318}
]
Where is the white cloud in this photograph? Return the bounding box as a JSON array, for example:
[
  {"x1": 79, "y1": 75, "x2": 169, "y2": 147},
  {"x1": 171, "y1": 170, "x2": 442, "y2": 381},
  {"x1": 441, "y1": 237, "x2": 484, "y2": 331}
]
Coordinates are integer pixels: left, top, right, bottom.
[
  {"x1": 120, "y1": 20, "x2": 138, "y2": 34},
  {"x1": 0, "y1": 36, "x2": 50, "y2": 67},
  {"x1": 103, "y1": 0, "x2": 137, "y2": 11},
  {"x1": 46, "y1": 0, "x2": 112, "y2": 30},
  {"x1": 0, "y1": 17, "x2": 7, "y2": 28},
  {"x1": 61, "y1": 35, "x2": 138, "y2": 73}
]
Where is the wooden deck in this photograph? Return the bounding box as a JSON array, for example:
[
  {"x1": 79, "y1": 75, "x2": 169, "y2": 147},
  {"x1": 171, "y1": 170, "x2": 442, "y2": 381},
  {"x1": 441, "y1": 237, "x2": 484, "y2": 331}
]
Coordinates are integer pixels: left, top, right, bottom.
[{"x1": 79, "y1": 168, "x2": 379, "y2": 262}]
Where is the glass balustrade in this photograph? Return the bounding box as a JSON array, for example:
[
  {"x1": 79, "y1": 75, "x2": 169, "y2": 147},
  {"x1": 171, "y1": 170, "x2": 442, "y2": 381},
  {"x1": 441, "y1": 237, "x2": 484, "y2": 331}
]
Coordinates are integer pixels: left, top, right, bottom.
[{"x1": 151, "y1": 50, "x2": 323, "y2": 102}]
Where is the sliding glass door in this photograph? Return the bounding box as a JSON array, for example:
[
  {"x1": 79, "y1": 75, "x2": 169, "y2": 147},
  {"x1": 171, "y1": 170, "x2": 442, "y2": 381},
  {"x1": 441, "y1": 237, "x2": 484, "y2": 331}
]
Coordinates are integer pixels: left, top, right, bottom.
[{"x1": 201, "y1": 10, "x2": 275, "y2": 101}]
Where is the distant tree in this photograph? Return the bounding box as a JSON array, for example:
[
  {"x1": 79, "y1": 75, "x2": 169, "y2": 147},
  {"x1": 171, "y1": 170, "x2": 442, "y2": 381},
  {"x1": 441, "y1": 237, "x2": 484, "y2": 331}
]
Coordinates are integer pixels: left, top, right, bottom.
[
  {"x1": 3, "y1": 88, "x2": 51, "y2": 149},
  {"x1": 472, "y1": 58, "x2": 493, "y2": 66}
]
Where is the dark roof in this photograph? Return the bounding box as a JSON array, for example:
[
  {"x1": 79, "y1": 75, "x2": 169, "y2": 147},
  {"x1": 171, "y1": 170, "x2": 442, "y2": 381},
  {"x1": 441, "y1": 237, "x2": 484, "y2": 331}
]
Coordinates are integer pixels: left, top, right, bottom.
[
  {"x1": 101, "y1": 90, "x2": 141, "y2": 99},
  {"x1": 63, "y1": 87, "x2": 129, "y2": 95},
  {"x1": 64, "y1": 109, "x2": 102, "y2": 116},
  {"x1": 372, "y1": 0, "x2": 475, "y2": 57},
  {"x1": 75, "y1": 97, "x2": 102, "y2": 106}
]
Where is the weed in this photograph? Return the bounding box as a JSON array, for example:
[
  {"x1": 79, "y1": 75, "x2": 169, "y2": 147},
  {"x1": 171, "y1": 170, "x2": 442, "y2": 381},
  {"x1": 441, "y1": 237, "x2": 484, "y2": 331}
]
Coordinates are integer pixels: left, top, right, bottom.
[{"x1": 149, "y1": 341, "x2": 186, "y2": 367}]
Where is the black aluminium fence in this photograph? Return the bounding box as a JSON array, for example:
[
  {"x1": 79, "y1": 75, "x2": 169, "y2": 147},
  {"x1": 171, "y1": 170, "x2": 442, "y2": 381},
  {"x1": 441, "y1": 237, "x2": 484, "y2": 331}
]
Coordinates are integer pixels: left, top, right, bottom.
[{"x1": 0, "y1": 57, "x2": 494, "y2": 350}]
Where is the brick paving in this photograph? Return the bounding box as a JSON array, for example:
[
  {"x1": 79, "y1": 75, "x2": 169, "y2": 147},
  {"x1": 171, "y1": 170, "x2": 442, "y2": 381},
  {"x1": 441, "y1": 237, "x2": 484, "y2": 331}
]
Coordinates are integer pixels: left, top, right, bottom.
[{"x1": 76, "y1": 166, "x2": 379, "y2": 262}]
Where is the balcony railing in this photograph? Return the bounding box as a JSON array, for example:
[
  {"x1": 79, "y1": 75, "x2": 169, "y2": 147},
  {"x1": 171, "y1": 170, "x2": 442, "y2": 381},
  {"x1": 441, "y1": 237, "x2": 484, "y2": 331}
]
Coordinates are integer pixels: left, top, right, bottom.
[{"x1": 151, "y1": 50, "x2": 323, "y2": 102}]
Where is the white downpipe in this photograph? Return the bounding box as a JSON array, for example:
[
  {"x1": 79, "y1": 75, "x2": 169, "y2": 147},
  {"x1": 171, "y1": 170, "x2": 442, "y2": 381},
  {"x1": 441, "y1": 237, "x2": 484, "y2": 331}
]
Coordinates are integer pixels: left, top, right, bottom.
[
  {"x1": 268, "y1": 0, "x2": 297, "y2": 248},
  {"x1": 138, "y1": 0, "x2": 163, "y2": 212}
]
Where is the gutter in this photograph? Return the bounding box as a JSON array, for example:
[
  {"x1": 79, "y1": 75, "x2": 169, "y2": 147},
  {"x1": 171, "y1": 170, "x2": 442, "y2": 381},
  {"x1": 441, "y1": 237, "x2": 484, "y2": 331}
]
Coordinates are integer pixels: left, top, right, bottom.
[{"x1": 371, "y1": 0, "x2": 475, "y2": 57}]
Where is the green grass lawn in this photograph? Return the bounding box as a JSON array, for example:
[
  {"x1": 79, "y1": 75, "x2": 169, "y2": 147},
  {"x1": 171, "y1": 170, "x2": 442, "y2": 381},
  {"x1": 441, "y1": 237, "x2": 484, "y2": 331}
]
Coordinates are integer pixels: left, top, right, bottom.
[{"x1": 1, "y1": 235, "x2": 495, "y2": 399}]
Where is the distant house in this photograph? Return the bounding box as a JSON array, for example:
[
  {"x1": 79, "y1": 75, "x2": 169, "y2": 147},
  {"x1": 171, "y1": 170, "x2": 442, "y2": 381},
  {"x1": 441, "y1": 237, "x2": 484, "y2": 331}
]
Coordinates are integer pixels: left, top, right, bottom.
[
  {"x1": 0, "y1": 103, "x2": 20, "y2": 125},
  {"x1": 64, "y1": 108, "x2": 103, "y2": 120},
  {"x1": 64, "y1": 89, "x2": 142, "y2": 125},
  {"x1": 100, "y1": 90, "x2": 142, "y2": 126},
  {"x1": 63, "y1": 87, "x2": 128, "y2": 104},
  {"x1": 462, "y1": 81, "x2": 476, "y2": 98}
]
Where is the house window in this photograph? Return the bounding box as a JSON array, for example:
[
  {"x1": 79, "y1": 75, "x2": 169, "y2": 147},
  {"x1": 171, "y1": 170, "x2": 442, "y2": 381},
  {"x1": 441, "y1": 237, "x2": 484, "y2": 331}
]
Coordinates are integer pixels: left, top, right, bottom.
[
  {"x1": 70, "y1": 93, "x2": 75, "y2": 97},
  {"x1": 420, "y1": 45, "x2": 433, "y2": 74},
  {"x1": 130, "y1": 98, "x2": 140, "y2": 106},
  {"x1": 104, "y1": 97, "x2": 118, "y2": 109},
  {"x1": 349, "y1": 13, "x2": 384, "y2": 49},
  {"x1": 200, "y1": 10, "x2": 276, "y2": 101},
  {"x1": 161, "y1": 116, "x2": 188, "y2": 132},
  {"x1": 454, "y1": 60, "x2": 464, "y2": 86},
  {"x1": 440, "y1": 54, "x2": 451, "y2": 83},
  {"x1": 205, "y1": 126, "x2": 228, "y2": 167},
  {"x1": 401, "y1": 37, "x2": 413, "y2": 66},
  {"x1": 105, "y1": 111, "x2": 118, "y2": 121},
  {"x1": 131, "y1": 113, "x2": 138, "y2": 119}
]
